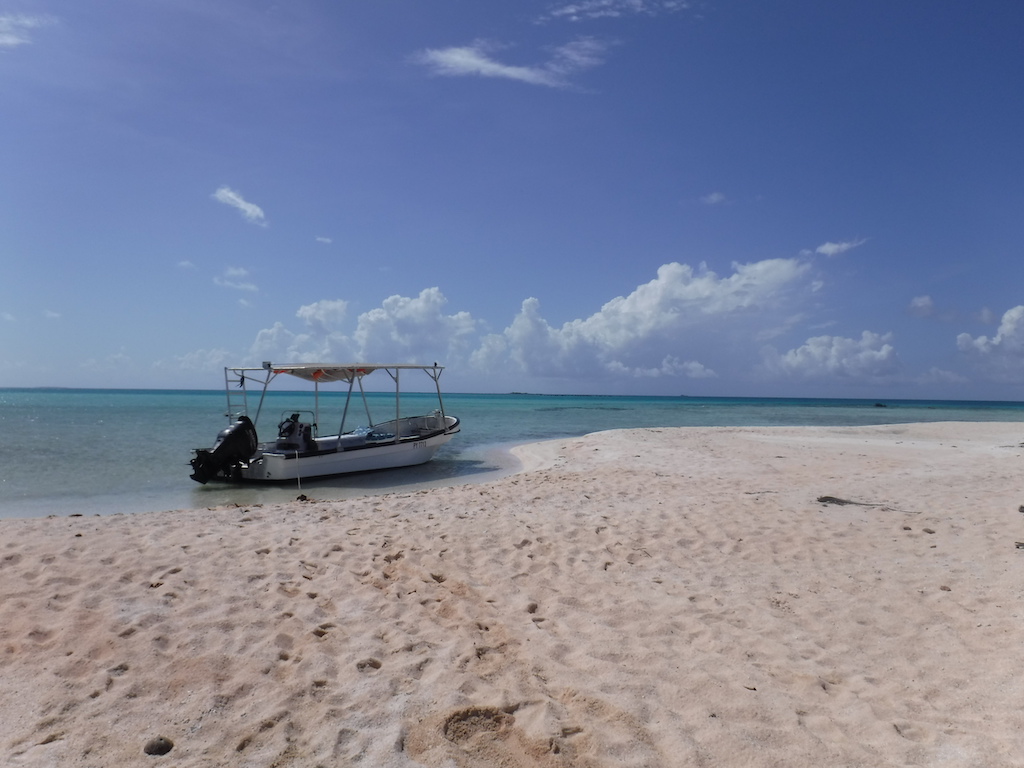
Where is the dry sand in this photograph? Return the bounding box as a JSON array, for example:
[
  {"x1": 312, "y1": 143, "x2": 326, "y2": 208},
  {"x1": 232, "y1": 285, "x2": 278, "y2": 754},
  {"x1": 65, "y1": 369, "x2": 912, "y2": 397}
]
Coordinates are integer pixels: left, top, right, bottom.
[{"x1": 2, "y1": 423, "x2": 1023, "y2": 767}]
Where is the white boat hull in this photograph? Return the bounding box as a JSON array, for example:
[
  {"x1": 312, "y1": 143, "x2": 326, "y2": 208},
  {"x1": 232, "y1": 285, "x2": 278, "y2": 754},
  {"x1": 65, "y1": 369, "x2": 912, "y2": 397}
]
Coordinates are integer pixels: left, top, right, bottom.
[{"x1": 237, "y1": 428, "x2": 456, "y2": 482}]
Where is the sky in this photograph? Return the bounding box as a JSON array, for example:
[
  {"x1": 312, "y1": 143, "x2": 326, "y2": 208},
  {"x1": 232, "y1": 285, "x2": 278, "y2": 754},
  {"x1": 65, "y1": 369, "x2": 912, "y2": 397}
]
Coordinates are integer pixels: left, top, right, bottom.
[{"x1": 2, "y1": 1, "x2": 1024, "y2": 398}]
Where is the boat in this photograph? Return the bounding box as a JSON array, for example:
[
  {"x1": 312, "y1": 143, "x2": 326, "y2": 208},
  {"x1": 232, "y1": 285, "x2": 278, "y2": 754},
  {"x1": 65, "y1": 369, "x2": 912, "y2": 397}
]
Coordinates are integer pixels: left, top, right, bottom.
[{"x1": 189, "y1": 362, "x2": 460, "y2": 484}]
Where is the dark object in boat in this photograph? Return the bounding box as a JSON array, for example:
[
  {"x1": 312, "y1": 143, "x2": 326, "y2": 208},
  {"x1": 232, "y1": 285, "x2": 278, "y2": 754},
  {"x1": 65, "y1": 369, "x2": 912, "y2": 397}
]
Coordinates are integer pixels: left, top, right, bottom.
[{"x1": 190, "y1": 416, "x2": 258, "y2": 484}]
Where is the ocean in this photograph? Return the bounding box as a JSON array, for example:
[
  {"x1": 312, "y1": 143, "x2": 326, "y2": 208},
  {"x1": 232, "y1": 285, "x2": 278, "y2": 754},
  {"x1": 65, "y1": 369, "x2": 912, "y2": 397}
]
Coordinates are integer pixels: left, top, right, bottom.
[{"x1": 2, "y1": 388, "x2": 1023, "y2": 519}]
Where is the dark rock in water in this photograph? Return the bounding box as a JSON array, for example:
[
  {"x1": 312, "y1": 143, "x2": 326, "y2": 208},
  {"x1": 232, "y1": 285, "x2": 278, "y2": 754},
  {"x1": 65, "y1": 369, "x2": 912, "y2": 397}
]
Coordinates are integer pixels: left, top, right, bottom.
[
  {"x1": 874, "y1": 402, "x2": 887, "y2": 408},
  {"x1": 144, "y1": 737, "x2": 174, "y2": 756}
]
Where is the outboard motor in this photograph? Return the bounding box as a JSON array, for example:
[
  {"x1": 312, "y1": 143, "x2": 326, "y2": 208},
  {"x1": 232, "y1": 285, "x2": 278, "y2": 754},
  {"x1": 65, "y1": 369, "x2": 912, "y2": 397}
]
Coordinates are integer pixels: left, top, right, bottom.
[{"x1": 190, "y1": 416, "x2": 258, "y2": 484}]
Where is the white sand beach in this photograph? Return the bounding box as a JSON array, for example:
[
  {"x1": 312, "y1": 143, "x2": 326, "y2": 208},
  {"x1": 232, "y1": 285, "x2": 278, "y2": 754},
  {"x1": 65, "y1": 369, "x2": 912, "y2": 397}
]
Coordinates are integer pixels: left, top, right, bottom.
[{"x1": 2, "y1": 422, "x2": 1023, "y2": 767}]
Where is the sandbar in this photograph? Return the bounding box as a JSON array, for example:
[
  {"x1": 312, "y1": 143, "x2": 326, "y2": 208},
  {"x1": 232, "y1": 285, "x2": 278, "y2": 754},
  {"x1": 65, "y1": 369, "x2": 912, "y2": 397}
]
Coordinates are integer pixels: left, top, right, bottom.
[{"x1": 1, "y1": 423, "x2": 1023, "y2": 766}]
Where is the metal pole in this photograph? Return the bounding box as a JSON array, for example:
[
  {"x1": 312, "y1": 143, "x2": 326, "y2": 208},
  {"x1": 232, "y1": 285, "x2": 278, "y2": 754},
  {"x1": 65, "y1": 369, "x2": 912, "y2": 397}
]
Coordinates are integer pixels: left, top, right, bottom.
[
  {"x1": 394, "y1": 368, "x2": 400, "y2": 442},
  {"x1": 359, "y1": 375, "x2": 373, "y2": 426},
  {"x1": 432, "y1": 364, "x2": 446, "y2": 420},
  {"x1": 339, "y1": 377, "x2": 354, "y2": 435},
  {"x1": 223, "y1": 367, "x2": 233, "y2": 422},
  {"x1": 253, "y1": 371, "x2": 272, "y2": 428}
]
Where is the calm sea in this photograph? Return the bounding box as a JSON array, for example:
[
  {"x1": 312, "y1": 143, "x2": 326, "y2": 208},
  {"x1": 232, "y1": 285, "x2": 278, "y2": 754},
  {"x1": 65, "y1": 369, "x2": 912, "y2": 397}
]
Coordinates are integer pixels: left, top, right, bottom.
[{"x1": 2, "y1": 388, "x2": 1023, "y2": 519}]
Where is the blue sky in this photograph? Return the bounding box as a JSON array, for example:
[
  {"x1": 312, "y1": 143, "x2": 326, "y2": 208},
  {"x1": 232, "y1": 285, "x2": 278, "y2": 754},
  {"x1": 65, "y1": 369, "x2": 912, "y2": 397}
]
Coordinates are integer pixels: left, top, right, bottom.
[{"x1": 3, "y1": 1, "x2": 1023, "y2": 397}]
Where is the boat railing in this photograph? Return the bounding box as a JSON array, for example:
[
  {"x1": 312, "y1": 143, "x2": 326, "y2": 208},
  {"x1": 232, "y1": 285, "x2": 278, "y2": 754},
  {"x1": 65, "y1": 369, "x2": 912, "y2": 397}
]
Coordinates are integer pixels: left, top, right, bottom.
[{"x1": 372, "y1": 411, "x2": 448, "y2": 440}]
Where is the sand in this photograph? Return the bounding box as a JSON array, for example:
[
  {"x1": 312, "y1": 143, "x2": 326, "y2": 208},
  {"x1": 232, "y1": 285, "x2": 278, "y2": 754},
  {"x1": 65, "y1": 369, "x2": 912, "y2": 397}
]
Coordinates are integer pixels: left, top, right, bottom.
[{"x1": 2, "y1": 422, "x2": 1023, "y2": 767}]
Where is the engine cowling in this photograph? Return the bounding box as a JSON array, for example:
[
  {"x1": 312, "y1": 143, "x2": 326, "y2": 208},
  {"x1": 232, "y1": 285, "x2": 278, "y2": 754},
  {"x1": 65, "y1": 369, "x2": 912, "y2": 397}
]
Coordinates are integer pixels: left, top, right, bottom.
[{"x1": 190, "y1": 416, "x2": 258, "y2": 483}]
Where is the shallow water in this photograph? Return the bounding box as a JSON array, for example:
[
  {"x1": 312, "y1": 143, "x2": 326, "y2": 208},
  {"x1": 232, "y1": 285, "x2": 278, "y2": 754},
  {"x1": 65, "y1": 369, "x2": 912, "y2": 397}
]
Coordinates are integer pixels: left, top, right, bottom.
[{"x1": 2, "y1": 388, "x2": 1023, "y2": 518}]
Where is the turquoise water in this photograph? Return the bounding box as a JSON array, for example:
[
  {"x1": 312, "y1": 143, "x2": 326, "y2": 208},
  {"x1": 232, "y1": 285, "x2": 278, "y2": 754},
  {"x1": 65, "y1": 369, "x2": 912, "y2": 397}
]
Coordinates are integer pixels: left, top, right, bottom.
[{"x1": 2, "y1": 388, "x2": 1024, "y2": 519}]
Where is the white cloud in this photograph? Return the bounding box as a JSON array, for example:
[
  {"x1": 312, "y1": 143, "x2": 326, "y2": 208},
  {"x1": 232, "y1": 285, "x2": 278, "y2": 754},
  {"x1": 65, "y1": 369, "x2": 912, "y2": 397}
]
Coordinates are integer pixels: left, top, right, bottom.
[
  {"x1": 548, "y1": 37, "x2": 607, "y2": 75},
  {"x1": 815, "y1": 239, "x2": 867, "y2": 257},
  {"x1": 472, "y1": 258, "x2": 810, "y2": 378},
  {"x1": 250, "y1": 289, "x2": 477, "y2": 365},
  {"x1": 212, "y1": 186, "x2": 267, "y2": 226},
  {"x1": 700, "y1": 192, "x2": 727, "y2": 205},
  {"x1": 765, "y1": 331, "x2": 899, "y2": 379},
  {"x1": 353, "y1": 289, "x2": 478, "y2": 361},
  {"x1": 540, "y1": 1, "x2": 690, "y2": 22},
  {"x1": 413, "y1": 38, "x2": 608, "y2": 88},
  {"x1": 251, "y1": 321, "x2": 306, "y2": 362},
  {"x1": 297, "y1": 299, "x2": 348, "y2": 335},
  {"x1": 178, "y1": 260, "x2": 197, "y2": 269},
  {"x1": 908, "y1": 295, "x2": 934, "y2": 317},
  {"x1": 2, "y1": 312, "x2": 15, "y2": 322},
  {"x1": 957, "y1": 305, "x2": 1024, "y2": 358},
  {"x1": 315, "y1": 237, "x2": 332, "y2": 244},
  {"x1": 43, "y1": 309, "x2": 61, "y2": 319},
  {"x1": 214, "y1": 267, "x2": 258, "y2": 292},
  {"x1": 219, "y1": 257, "x2": 829, "y2": 389},
  {"x1": 0, "y1": 14, "x2": 52, "y2": 48},
  {"x1": 606, "y1": 356, "x2": 717, "y2": 379}
]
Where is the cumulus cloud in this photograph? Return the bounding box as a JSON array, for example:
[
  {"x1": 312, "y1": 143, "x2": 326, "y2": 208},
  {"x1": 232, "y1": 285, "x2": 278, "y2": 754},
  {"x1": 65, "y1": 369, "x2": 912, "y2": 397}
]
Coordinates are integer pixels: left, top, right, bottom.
[
  {"x1": 250, "y1": 322, "x2": 306, "y2": 362},
  {"x1": 908, "y1": 295, "x2": 934, "y2": 317},
  {"x1": 0, "y1": 14, "x2": 52, "y2": 47},
  {"x1": 540, "y1": 1, "x2": 691, "y2": 22},
  {"x1": 472, "y1": 258, "x2": 809, "y2": 379},
  {"x1": 251, "y1": 290, "x2": 478, "y2": 365},
  {"x1": 212, "y1": 186, "x2": 267, "y2": 226},
  {"x1": 606, "y1": 356, "x2": 717, "y2": 379},
  {"x1": 413, "y1": 37, "x2": 608, "y2": 88},
  {"x1": 297, "y1": 299, "x2": 348, "y2": 335},
  {"x1": 815, "y1": 239, "x2": 867, "y2": 257},
  {"x1": 214, "y1": 267, "x2": 258, "y2": 292},
  {"x1": 765, "y1": 331, "x2": 899, "y2": 379},
  {"x1": 957, "y1": 306, "x2": 1024, "y2": 360},
  {"x1": 353, "y1": 289, "x2": 478, "y2": 361},
  {"x1": 210, "y1": 257, "x2": 837, "y2": 389}
]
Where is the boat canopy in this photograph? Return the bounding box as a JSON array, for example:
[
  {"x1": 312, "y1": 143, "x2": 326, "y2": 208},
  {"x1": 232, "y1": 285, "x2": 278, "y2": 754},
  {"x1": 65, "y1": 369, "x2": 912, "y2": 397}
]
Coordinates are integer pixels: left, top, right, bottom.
[
  {"x1": 264, "y1": 363, "x2": 443, "y2": 384},
  {"x1": 221, "y1": 363, "x2": 448, "y2": 430}
]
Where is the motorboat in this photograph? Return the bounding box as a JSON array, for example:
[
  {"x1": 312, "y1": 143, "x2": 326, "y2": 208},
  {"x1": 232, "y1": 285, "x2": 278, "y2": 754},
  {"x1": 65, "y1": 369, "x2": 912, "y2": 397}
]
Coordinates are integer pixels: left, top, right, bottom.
[{"x1": 190, "y1": 362, "x2": 460, "y2": 484}]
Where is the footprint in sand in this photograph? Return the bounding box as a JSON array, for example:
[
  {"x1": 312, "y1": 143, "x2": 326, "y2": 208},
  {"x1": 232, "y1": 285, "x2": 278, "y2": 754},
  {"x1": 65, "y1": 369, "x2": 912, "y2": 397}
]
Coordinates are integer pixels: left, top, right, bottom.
[
  {"x1": 443, "y1": 707, "x2": 513, "y2": 744},
  {"x1": 409, "y1": 704, "x2": 582, "y2": 767},
  {"x1": 312, "y1": 622, "x2": 335, "y2": 638}
]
